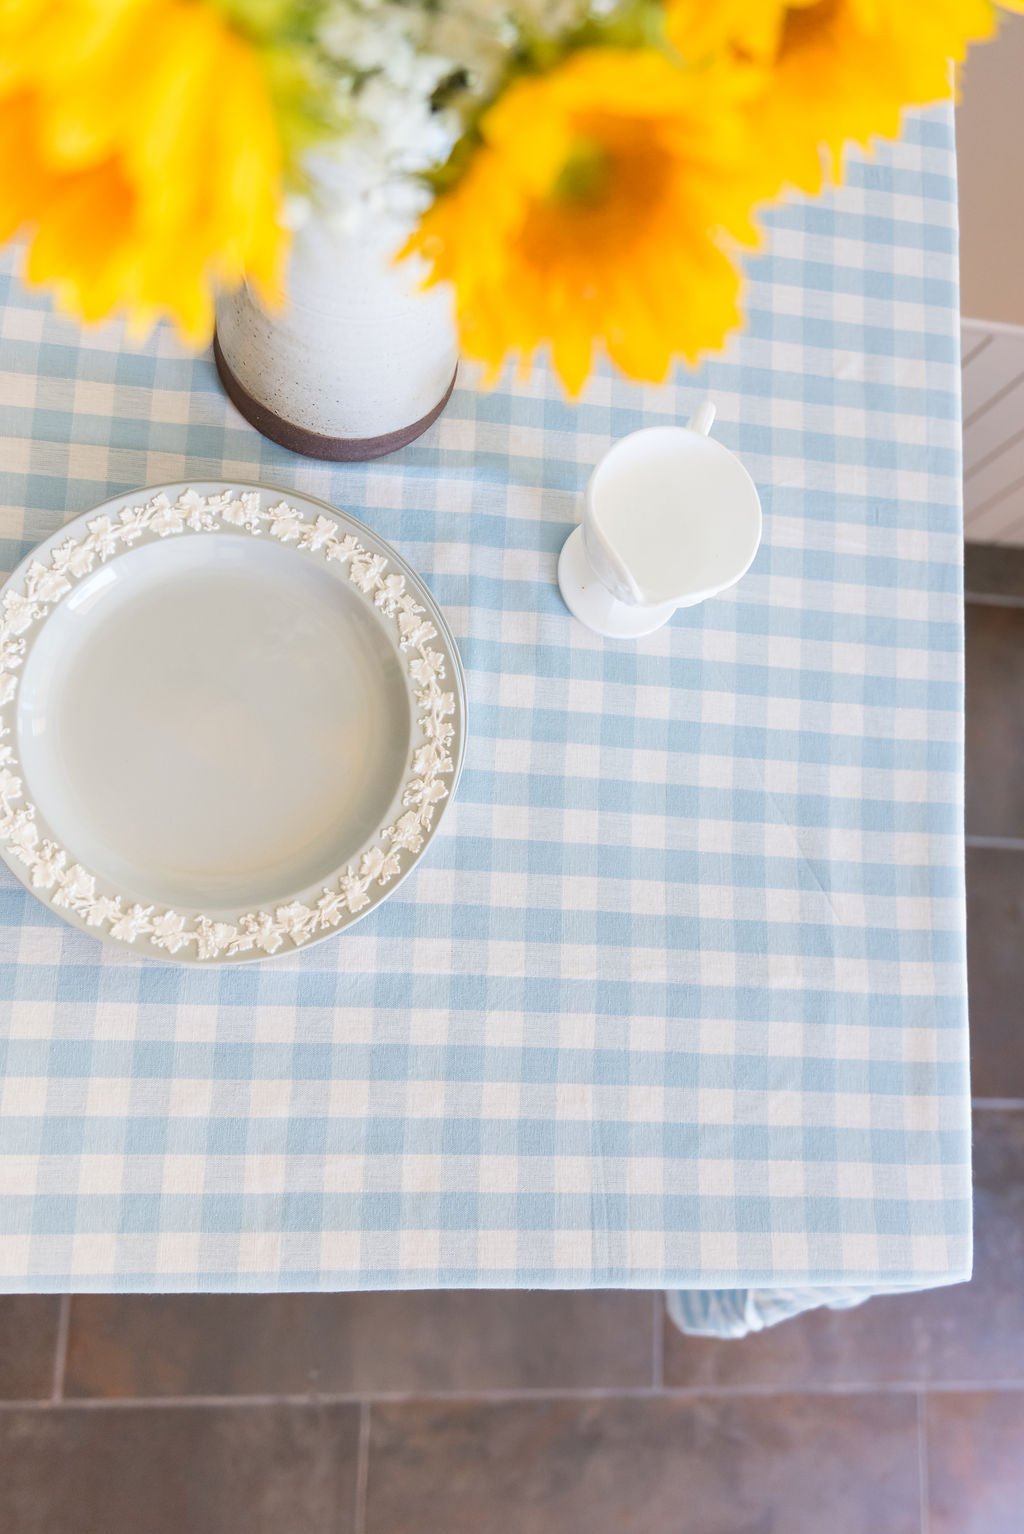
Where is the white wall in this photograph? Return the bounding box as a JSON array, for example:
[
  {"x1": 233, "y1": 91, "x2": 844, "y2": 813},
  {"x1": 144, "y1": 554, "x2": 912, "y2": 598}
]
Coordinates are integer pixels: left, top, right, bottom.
[
  {"x1": 957, "y1": 11, "x2": 1024, "y2": 328},
  {"x1": 957, "y1": 13, "x2": 1024, "y2": 543}
]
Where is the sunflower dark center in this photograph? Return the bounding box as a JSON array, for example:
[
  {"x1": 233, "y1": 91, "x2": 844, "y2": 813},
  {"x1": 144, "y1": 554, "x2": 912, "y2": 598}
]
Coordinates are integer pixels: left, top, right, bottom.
[
  {"x1": 781, "y1": 0, "x2": 843, "y2": 56},
  {"x1": 551, "y1": 140, "x2": 613, "y2": 207}
]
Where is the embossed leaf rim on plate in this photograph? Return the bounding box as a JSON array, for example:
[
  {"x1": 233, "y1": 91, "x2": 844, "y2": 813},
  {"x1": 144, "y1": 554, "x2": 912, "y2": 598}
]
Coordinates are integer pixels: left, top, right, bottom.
[{"x1": 0, "y1": 482, "x2": 466, "y2": 963}]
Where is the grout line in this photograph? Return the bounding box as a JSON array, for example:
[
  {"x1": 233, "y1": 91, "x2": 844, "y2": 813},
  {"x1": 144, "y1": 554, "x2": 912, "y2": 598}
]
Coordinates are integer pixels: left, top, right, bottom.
[
  {"x1": 963, "y1": 591, "x2": 1024, "y2": 611},
  {"x1": 917, "y1": 1393, "x2": 930, "y2": 1534},
  {"x1": 971, "y1": 1098, "x2": 1024, "y2": 1111},
  {"x1": 51, "y1": 1296, "x2": 70, "y2": 1404},
  {"x1": 651, "y1": 1293, "x2": 664, "y2": 1391},
  {"x1": 5, "y1": 1380, "x2": 1024, "y2": 1411},
  {"x1": 964, "y1": 834, "x2": 1024, "y2": 851},
  {"x1": 354, "y1": 1402, "x2": 370, "y2": 1534}
]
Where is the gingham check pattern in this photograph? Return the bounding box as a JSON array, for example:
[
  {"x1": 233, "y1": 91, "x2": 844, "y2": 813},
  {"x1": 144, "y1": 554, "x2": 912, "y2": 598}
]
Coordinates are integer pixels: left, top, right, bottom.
[{"x1": 0, "y1": 108, "x2": 970, "y2": 1303}]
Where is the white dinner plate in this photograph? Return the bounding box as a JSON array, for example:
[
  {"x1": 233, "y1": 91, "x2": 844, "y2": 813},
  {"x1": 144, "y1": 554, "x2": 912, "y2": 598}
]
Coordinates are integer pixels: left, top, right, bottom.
[{"x1": 0, "y1": 482, "x2": 466, "y2": 963}]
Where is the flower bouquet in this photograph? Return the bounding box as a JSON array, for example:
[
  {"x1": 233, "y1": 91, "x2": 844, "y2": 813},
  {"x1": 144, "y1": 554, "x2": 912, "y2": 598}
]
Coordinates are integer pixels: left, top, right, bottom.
[{"x1": 1, "y1": 0, "x2": 1018, "y2": 454}]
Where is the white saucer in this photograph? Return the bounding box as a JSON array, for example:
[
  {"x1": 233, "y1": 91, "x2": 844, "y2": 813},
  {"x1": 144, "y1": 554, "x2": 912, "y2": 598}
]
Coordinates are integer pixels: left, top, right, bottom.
[{"x1": 557, "y1": 526, "x2": 678, "y2": 638}]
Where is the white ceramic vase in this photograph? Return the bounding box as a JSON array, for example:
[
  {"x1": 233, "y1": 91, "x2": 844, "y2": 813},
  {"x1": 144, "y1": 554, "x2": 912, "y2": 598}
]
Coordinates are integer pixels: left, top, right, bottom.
[{"x1": 214, "y1": 204, "x2": 458, "y2": 461}]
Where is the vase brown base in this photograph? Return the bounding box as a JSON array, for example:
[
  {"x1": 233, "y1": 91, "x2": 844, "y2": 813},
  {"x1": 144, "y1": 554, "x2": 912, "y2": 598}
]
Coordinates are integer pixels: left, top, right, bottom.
[{"x1": 213, "y1": 334, "x2": 457, "y2": 462}]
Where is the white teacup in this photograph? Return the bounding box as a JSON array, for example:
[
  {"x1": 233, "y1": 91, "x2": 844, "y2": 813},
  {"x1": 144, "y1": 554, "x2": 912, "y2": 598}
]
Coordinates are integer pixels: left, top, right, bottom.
[{"x1": 557, "y1": 401, "x2": 762, "y2": 637}]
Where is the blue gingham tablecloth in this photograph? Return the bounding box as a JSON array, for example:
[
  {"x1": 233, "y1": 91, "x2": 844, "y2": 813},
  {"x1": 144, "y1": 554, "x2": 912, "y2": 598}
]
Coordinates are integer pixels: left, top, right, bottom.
[{"x1": 0, "y1": 108, "x2": 970, "y2": 1330}]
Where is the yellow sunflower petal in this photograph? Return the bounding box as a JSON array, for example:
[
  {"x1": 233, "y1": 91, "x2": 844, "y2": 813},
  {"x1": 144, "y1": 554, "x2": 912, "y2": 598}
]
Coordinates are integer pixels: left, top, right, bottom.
[
  {"x1": 1, "y1": 0, "x2": 289, "y2": 341},
  {"x1": 405, "y1": 47, "x2": 763, "y2": 396},
  {"x1": 669, "y1": 0, "x2": 1006, "y2": 200},
  {"x1": 0, "y1": 92, "x2": 57, "y2": 238},
  {"x1": 25, "y1": 159, "x2": 138, "y2": 321}
]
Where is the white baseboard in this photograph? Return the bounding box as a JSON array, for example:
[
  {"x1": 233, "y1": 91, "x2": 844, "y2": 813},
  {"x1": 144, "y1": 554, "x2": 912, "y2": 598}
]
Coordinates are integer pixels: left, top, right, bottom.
[{"x1": 962, "y1": 316, "x2": 1024, "y2": 544}]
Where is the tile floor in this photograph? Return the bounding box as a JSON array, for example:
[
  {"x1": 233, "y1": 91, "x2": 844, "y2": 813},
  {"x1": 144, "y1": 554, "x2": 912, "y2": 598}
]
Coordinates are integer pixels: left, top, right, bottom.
[{"x1": 1, "y1": 544, "x2": 1023, "y2": 1534}]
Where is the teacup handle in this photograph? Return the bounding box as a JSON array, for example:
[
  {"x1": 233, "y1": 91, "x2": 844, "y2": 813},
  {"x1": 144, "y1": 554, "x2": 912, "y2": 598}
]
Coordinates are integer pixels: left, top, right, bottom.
[{"x1": 687, "y1": 399, "x2": 716, "y2": 437}]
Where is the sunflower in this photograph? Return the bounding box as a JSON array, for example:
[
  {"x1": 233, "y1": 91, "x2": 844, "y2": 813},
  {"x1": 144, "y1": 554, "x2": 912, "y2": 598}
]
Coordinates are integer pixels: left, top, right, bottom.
[
  {"x1": 0, "y1": 0, "x2": 310, "y2": 341},
  {"x1": 404, "y1": 47, "x2": 768, "y2": 395},
  {"x1": 665, "y1": 0, "x2": 789, "y2": 62},
  {"x1": 668, "y1": 0, "x2": 1017, "y2": 197}
]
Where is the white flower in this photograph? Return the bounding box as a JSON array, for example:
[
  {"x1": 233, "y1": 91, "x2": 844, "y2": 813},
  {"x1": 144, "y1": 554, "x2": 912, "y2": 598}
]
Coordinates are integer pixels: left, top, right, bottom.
[
  {"x1": 412, "y1": 742, "x2": 446, "y2": 776},
  {"x1": 340, "y1": 871, "x2": 371, "y2": 914},
  {"x1": 85, "y1": 515, "x2": 120, "y2": 561},
  {"x1": 30, "y1": 840, "x2": 66, "y2": 890},
  {"x1": 52, "y1": 864, "x2": 96, "y2": 909},
  {"x1": 51, "y1": 539, "x2": 96, "y2": 579},
  {"x1": 222, "y1": 491, "x2": 262, "y2": 529},
  {"x1": 110, "y1": 903, "x2": 154, "y2": 942},
  {"x1": 117, "y1": 507, "x2": 149, "y2": 544},
  {"x1": 268, "y1": 503, "x2": 304, "y2": 542},
  {"x1": 0, "y1": 672, "x2": 17, "y2": 706},
  {"x1": 325, "y1": 533, "x2": 360, "y2": 564},
  {"x1": 410, "y1": 650, "x2": 445, "y2": 686},
  {"x1": 359, "y1": 846, "x2": 386, "y2": 880},
  {"x1": 398, "y1": 608, "x2": 437, "y2": 649},
  {"x1": 210, "y1": 920, "x2": 238, "y2": 952},
  {"x1": 25, "y1": 561, "x2": 71, "y2": 605},
  {"x1": 194, "y1": 917, "x2": 238, "y2": 959},
  {"x1": 313, "y1": 1, "x2": 468, "y2": 220},
  {"x1": 298, "y1": 515, "x2": 338, "y2": 552},
  {"x1": 374, "y1": 572, "x2": 406, "y2": 613},
  {"x1": 0, "y1": 765, "x2": 21, "y2": 801},
  {"x1": 86, "y1": 894, "x2": 124, "y2": 927},
  {"x1": 358, "y1": 844, "x2": 401, "y2": 884},
  {"x1": 274, "y1": 901, "x2": 316, "y2": 943},
  {"x1": 389, "y1": 810, "x2": 425, "y2": 854},
  {"x1": 349, "y1": 552, "x2": 387, "y2": 592},
  {"x1": 241, "y1": 911, "x2": 285, "y2": 954},
  {"x1": 149, "y1": 502, "x2": 185, "y2": 537},
  {"x1": 1, "y1": 590, "x2": 38, "y2": 636},
  {"x1": 173, "y1": 489, "x2": 216, "y2": 532},
  {"x1": 316, "y1": 888, "x2": 346, "y2": 926},
  {"x1": 422, "y1": 711, "x2": 455, "y2": 746},
  {"x1": 7, "y1": 812, "x2": 39, "y2": 857},
  {"x1": 404, "y1": 776, "x2": 448, "y2": 811},
  {"x1": 275, "y1": 899, "x2": 311, "y2": 927},
  {"x1": 150, "y1": 911, "x2": 190, "y2": 953}
]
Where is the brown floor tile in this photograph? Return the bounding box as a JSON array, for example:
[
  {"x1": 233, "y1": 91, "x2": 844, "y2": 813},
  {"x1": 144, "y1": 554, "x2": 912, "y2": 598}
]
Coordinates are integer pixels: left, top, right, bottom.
[
  {"x1": 966, "y1": 602, "x2": 1024, "y2": 837},
  {"x1": 664, "y1": 1108, "x2": 1024, "y2": 1390},
  {"x1": 65, "y1": 1290, "x2": 653, "y2": 1400},
  {"x1": 366, "y1": 1393, "x2": 921, "y2": 1534},
  {"x1": 0, "y1": 1297, "x2": 61, "y2": 1399},
  {"x1": 926, "y1": 1392, "x2": 1024, "y2": 1534},
  {"x1": 967, "y1": 846, "x2": 1024, "y2": 1099},
  {"x1": 964, "y1": 544, "x2": 1024, "y2": 600},
  {"x1": 0, "y1": 1403, "x2": 360, "y2": 1534}
]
